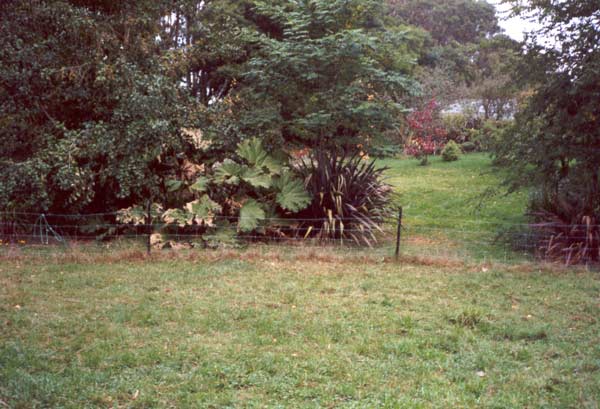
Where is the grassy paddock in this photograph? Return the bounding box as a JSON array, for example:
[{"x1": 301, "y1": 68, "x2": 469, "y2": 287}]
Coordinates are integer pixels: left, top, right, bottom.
[
  {"x1": 380, "y1": 153, "x2": 530, "y2": 262},
  {"x1": 1, "y1": 250, "x2": 599, "y2": 408}
]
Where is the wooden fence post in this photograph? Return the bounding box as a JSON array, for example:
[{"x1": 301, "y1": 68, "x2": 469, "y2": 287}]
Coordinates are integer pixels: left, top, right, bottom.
[
  {"x1": 395, "y1": 206, "x2": 403, "y2": 261},
  {"x1": 146, "y1": 201, "x2": 152, "y2": 256}
]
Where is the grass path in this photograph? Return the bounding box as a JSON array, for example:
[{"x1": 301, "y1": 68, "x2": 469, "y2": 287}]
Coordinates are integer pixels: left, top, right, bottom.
[
  {"x1": 380, "y1": 153, "x2": 528, "y2": 229},
  {"x1": 379, "y1": 154, "x2": 530, "y2": 261}
]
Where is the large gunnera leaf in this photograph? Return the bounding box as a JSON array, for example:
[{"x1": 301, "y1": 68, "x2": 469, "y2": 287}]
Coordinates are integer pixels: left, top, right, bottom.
[
  {"x1": 185, "y1": 195, "x2": 222, "y2": 226},
  {"x1": 214, "y1": 159, "x2": 244, "y2": 185},
  {"x1": 241, "y1": 168, "x2": 272, "y2": 189},
  {"x1": 238, "y1": 198, "x2": 266, "y2": 232},
  {"x1": 274, "y1": 171, "x2": 311, "y2": 212},
  {"x1": 163, "y1": 208, "x2": 193, "y2": 227},
  {"x1": 237, "y1": 137, "x2": 283, "y2": 174},
  {"x1": 189, "y1": 176, "x2": 209, "y2": 193}
]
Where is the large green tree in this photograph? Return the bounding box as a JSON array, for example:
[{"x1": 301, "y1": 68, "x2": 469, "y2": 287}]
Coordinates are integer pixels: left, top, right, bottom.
[
  {"x1": 468, "y1": 34, "x2": 522, "y2": 119},
  {"x1": 0, "y1": 0, "x2": 191, "y2": 213},
  {"x1": 495, "y1": 0, "x2": 600, "y2": 194},
  {"x1": 387, "y1": 0, "x2": 510, "y2": 112},
  {"x1": 388, "y1": 0, "x2": 500, "y2": 46},
  {"x1": 232, "y1": 0, "x2": 421, "y2": 151},
  {"x1": 494, "y1": 0, "x2": 600, "y2": 262}
]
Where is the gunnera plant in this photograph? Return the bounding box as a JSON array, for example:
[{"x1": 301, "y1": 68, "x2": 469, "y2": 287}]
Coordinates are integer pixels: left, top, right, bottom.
[{"x1": 296, "y1": 150, "x2": 394, "y2": 246}]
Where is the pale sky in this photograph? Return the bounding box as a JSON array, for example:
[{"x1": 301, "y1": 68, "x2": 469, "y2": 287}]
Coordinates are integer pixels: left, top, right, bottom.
[{"x1": 489, "y1": 0, "x2": 540, "y2": 42}]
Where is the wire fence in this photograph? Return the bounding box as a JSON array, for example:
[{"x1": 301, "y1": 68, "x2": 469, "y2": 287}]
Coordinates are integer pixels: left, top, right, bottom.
[{"x1": 0, "y1": 209, "x2": 583, "y2": 265}]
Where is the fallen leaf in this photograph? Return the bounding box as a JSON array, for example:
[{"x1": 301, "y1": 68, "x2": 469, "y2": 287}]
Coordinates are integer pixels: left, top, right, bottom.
[{"x1": 132, "y1": 390, "x2": 139, "y2": 400}]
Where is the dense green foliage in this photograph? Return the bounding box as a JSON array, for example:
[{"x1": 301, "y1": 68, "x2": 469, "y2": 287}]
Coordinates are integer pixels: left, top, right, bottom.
[
  {"x1": 388, "y1": 0, "x2": 499, "y2": 46},
  {"x1": 442, "y1": 140, "x2": 461, "y2": 162},
  {"x1": 494, "y1": 0, "x2": 600, "y2": 263},
  {"x1": 471, "y1": 35, "x2": 521, "y2": 120},
  {"x1": 2, "y1": 0, "x2": 597, "y2": 261},
  {"x1": 237, "y1": 0, "x2": 420, "y2": 151},
  {"x1": 0, "y1": 0, "x2": 512, "y2": 215},
  {"x1": 387, "y1": 0, "x2": 519, "y2": 115},
  {"x1": 0, "y1": 0, "x2": 420, "y2": 216},
  {"x1": 0, "y1": 1, "x2": 190, "y2": 213},
  {"x1": 117, "y1": 137, "x2": 311, "y2": 243}
]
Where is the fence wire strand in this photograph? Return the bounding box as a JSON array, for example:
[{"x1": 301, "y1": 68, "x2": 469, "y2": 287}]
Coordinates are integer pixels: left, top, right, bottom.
[{"x1": 0, "y1": 210, "x2": 591, "y2": 265}]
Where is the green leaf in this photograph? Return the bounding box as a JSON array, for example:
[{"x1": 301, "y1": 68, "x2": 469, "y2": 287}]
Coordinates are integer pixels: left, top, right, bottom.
[
  {"x1": 236, "y1": 137, "x2": 283, "y2": 174},
  {"x1": 163, "y1": 208, "x2": 192, "y2": 227},
  {"x1": 237, "y1": 138, "x2": 268, "y2": 167},
  {"x1": 259, "y1": 155, "x2": 284, "y2": 175},
  {"x1": 166, "y1": 179, "x2": 184, "y2": 192},
  {"x1": 116, "y1": 204, "x2": 164, "y2": 225},
  {"x1": 185, "y1": 195, "x2": 222, "y2": 226},
  {"x1": 238, "y1": 198, "x2": 265, "y2": 232},
  {"x1": 116, "y1": 206, "x2": 147, "y2": 225},
  {"x1": 214, "y1": 159, "x2": 244, "y2": 185},
  {"x1": 241, "y1": 168, "x2": 272, "y2": 189},
  {"x1": 189, "y1": 176, "x2": 209, "y2": 193},
  {"x1": 274, "y1": 171, "x2": 311, "y2": 212}
]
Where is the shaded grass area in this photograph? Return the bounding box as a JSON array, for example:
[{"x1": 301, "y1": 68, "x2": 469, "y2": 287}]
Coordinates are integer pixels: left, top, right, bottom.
[
  {"x1": 379, "y1": 154, "x2": 530, "y2": 261},
  {"x1": 1, "y1": 255, "x2": 599, "y2": 408}
]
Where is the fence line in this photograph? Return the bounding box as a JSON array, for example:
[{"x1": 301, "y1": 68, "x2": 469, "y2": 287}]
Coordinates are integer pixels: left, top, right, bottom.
[
  {"x1": 2, "y1": 211, "x2": 599, "y2": 228},
  {"x1": 1, "y1": 209, "x2": 596, "y2": 265}
]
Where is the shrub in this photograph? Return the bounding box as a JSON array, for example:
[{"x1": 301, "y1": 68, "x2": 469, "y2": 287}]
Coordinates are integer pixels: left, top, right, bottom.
[
  {"x1": 296, "y1": 150, "x2": 394, "y2": 246},
  {"x1": 442, "y1": 141, "x2": 461, "y2": 162},
  {"x1": 474, "y1": 120, "x2": 511, "y2": 152},
  {"x1": 461, "y1": 141, "x2": 477, "y2": 153},
  {"x1": 527, "y1": 187, "x2": 599, "y2": 265},
  {"x1": 370, "y1": 143, "x2": 402, "y2": 158},
  {"x1": 405, "y1": 99, "x2": 447, "y2": 166},
  {"x1": 442, "y1": 113, "x2": 482, "y2": 144},
  {"x1": 118, "y1": 138, "x2": 312, "y2": 245}
]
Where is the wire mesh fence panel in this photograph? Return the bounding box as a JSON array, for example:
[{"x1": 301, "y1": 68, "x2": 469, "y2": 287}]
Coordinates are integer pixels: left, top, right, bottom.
[{"x1": 0, "y1": 210, "x2": 578, "y2": 266}]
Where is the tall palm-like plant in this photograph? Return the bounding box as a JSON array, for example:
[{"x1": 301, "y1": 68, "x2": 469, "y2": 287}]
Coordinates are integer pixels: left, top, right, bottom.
[{"x1": 296, "y1": 150, "x2": 394, "y2": 246}]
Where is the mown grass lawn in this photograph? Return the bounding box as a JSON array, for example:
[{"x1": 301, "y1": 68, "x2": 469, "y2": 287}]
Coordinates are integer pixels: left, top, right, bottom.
[{"x1": 1, "y1": 253, "x2": 599, "y2": 408}]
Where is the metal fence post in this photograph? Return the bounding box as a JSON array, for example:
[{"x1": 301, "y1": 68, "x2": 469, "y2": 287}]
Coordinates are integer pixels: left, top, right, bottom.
[{"x1": 395, "y1": 206, "x2": 403, "y2": 261}]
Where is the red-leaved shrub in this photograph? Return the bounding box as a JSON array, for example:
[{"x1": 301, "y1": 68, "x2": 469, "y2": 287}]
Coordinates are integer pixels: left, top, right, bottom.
[{"x1": 405, "y1": 99, "x2": 447, "y2": 165}]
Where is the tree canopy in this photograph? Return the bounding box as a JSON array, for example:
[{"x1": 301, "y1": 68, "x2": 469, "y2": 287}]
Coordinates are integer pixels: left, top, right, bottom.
[
  {"x1": 236, "y1": 0, "x2": 421, "y2": 151},
  {"x1": 495, "y1": 0, "x2": 600, "y2": 198},
  {"x1": 3, "y1": 0, "x2": 579, "y2": 225},
  {"x1": 388, "y1": 0, "x2": 500, "y2": 46},
  {"x1": 0, "y1": 1, "x2": 189, "y2": 213}
]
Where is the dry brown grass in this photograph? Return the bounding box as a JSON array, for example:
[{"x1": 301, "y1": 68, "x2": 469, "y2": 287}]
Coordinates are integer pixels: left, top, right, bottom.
[{"x1": 0, "y1": 241, "x2": 584, "y2": 276}]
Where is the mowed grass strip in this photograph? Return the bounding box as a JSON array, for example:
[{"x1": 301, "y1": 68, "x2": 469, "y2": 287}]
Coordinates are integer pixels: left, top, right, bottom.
[{"x1": 1, "y1": 256, "x2": 599, "y2": 408}]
